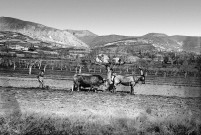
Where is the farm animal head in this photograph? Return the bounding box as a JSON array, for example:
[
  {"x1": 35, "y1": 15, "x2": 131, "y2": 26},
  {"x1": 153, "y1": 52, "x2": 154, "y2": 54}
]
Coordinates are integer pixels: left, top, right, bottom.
[{"x1": 134, "y1": 75, "x2": 145, "y2": 84}]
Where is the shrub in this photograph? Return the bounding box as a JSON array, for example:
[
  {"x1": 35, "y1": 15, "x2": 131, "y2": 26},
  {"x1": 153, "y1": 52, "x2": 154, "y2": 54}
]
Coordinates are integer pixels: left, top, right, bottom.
[{"x1": 0, "y1": 113, "x2": 200, "y2": 135}]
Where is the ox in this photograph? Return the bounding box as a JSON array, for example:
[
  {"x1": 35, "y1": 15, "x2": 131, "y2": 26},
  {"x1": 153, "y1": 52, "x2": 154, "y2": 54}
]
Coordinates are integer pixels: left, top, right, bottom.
[
  {"x1": 72, "y1": 73, "x2": 106, "y2": 92},
  {"x1": 106, "y1": 65, "x2": 145, "y2": 95}
]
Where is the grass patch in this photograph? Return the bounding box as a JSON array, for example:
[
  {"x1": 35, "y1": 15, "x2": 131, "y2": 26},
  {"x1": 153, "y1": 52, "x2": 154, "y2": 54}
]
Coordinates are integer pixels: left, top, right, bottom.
[{"x1": 0, "y1": 112, "x2": 200, "y2": 135}]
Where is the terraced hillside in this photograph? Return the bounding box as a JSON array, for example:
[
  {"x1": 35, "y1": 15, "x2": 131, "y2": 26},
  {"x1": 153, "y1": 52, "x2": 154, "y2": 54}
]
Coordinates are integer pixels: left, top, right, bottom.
[{"x1": 0, "y1": 31, "x2": 44, "y2": 47}]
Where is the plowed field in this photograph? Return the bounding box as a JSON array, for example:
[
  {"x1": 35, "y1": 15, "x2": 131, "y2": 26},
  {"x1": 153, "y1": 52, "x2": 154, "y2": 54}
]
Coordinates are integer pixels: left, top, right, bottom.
[{"x1": 1, "y1": 87, "x2": 201, "y2": 120}]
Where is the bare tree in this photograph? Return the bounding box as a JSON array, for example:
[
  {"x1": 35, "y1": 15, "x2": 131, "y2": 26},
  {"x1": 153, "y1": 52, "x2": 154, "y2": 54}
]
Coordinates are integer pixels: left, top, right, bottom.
[
  {"x1": 27, "y1": 59, "x2": 37, "y2": 75},
  {"x1": 11, "y1": 57, "x2": 19, "y2": 70}
]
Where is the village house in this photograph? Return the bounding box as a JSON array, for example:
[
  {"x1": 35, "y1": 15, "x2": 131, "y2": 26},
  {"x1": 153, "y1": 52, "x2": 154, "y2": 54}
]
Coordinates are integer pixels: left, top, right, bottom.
[
  {"x1": 153, "y1": 54, "x2": 164, "y2": 62},
  {"x1": 9, "y1": 45, "x2": 28, "y2": 51}
]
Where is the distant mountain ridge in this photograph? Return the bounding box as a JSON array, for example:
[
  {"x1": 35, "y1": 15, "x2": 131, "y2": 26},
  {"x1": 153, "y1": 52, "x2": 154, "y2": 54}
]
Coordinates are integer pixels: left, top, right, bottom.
[
  {"x1": 67, "y1": 30, "x2": 200, "y2": 54},
  {"x1": 73, "y1": 31, "x2": 200, "y2": 54},
  {"x1": 65, "y1": 29, "x2": 97, "y2": 37},
  {"x1": 96, "y1": 33, "x2": 201, "y2": 54},
  {"x1": 0, "y1": 17, "x2": 200, "y2": 54},
  {"x1": 0, "y1": 17, "x2": 89, "y2": 48},
  {"x1": 64, "y1": 29, "x2": 98, "y2": 47},
  {"x1": 64, "y1": 29, "x2": 135, "y2": 48}
]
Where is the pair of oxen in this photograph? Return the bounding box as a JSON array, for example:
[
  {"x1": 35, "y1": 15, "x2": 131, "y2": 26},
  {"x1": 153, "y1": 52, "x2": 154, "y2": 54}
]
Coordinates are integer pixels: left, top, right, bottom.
[{"x1": 72, "y1": 65, "x2": 145, "y2": 95}]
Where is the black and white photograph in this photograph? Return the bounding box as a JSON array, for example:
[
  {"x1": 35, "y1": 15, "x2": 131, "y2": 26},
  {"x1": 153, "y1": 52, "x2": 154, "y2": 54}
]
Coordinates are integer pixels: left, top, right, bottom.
[{"x1": 0, "y1": 0, "x2": 201, "y2": 134}]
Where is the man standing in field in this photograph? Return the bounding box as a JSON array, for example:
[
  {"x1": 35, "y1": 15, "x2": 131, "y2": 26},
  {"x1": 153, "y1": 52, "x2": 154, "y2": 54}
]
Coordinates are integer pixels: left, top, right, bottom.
[
  {"x1": 105, "y1": 65, "x2": 115, "y2": 91},
  {"x1": 139, "y1": 67, "x2": 145, "y2": 84},
  {"x1": 37, "y1": 70, "x2": 45, "y2": 88}
]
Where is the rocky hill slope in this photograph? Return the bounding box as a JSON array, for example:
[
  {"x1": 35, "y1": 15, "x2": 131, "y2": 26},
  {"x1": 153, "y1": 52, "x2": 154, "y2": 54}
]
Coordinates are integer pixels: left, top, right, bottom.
[
  {"x1": 65, "y1": 29, "x2": 97, "y2": 37},
  {"x1": 64, "y1": 29, "x2": 98, "y2": 46},
  {"x1": 0, "y1": 31, "x2": 50, "y2": 48},
  {"x1": 0, "y1": 17, "x2": 88, "y2": 48}
]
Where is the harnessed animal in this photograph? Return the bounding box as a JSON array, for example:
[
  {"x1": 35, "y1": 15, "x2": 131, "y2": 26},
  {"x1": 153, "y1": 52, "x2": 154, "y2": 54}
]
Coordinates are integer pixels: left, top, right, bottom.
[
  {"x1": 72, "y1": 73, "x2": 106, "y2": 92},
  {"x1": 106, "y1": 66, "x2": 145, "y2": 95}
]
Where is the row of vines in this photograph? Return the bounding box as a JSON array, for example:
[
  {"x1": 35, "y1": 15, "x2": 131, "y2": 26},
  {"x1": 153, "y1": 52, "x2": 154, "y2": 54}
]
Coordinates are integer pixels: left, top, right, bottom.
[{"x1": 0, "y1": 57, "x2": 201, "y2": 78}]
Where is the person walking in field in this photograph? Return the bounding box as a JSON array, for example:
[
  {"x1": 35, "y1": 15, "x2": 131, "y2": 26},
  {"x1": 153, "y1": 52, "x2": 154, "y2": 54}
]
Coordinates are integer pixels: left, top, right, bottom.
[
  {"x1": 37, "y1": 70, "x2": 45, "y2": 88},
  {"x1": 139, "y1": 67, "x2": 145, "y2": 84}
]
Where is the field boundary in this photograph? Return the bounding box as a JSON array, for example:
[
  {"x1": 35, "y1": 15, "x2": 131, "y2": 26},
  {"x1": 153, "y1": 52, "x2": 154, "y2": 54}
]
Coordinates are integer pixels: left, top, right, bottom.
[
  {"x1": 0, "y1": 70, "x2": 200, "y2": 87},
  {"x1": 0, "y1": 75, "x2": 200, "y2": 98}
]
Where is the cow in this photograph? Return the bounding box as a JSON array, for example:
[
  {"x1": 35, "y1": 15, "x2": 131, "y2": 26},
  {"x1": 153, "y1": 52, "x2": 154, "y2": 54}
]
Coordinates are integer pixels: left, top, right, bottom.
[
  {"x1": 72, "y1": 73, "x2": 106, "y2": 92},
  {"x1": 106, "y1": 65, "x2": 145, "y2": 95}
]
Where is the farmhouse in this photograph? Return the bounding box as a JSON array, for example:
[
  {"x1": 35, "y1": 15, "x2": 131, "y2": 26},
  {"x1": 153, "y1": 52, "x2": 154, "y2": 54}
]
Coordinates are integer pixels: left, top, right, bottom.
[
  {"x1": 9, "y1": 45, "x2": 28, "y2": 51},
  {"x1": 153, "y1": 54, "x2": 164, "y2": 62}
]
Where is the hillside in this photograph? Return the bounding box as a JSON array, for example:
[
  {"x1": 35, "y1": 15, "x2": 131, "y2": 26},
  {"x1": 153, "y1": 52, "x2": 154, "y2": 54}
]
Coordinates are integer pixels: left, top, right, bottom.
[
  {"x1": 0, "y1": 17, "x2": 200, "y2": 54},
  {"x1": 67, "y1": 30, "x2": 200, "y2": 54},
  {"x1": 0, "y1": 31, "x2": 63, "y2": 56},
  {"x1": 141, "y1": 33, "x2": 182, "y2": 51},
  {"x1": 64, "y1": 29, "x2": 98, "y2": 46},
  {"x1": 87, "y1": 35, "x2": 134, "y2": 48},
  {"x1": 0, "y1": 17, "x2": 89, "y2": 49},
  {"x1": 97, "y1": 37, "x2": 156, "y2": 54},
  {"x1": 0, "y1": 31, "x2": 52, "y2": 49},
  {"x1": 171, "y1": 35, "x2": 201, "y2": 54},
  {"x1": 96, "y1": 33, "x2": 201, "y2": 54},
  {"x1": 64, "y1": 30, "x2": 134, "y2": 48},
  {"x1": 65, "y1": 29, "x2": 97, "y2": 37},
  {"x1": 0, "y1": 31, "x2": 92, "y2": 59}
]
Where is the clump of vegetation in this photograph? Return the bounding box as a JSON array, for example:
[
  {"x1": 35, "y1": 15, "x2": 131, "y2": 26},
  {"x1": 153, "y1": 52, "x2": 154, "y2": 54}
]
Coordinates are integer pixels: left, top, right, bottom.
[{"x1": 0, "y1": 113, "x2": 200, "y2": 135}]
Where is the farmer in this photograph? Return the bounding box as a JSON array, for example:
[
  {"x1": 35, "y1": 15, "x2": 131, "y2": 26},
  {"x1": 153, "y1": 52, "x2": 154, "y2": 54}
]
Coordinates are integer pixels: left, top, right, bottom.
[
  {"x1": 105, "y1": 65, "x2": 115, "y2": 91},
  {"x1": 139, "y1": 67, "x2": 145, "y2": 84},
  {"x1": 37, "y1": 70, "x2": 45, "y2": 88}
]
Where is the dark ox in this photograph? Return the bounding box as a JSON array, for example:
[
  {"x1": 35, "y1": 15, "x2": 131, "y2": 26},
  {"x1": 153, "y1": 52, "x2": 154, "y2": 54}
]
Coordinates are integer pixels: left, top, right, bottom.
[{"x1": 72, "y1": 73, "x2": 106, "y2": 92}]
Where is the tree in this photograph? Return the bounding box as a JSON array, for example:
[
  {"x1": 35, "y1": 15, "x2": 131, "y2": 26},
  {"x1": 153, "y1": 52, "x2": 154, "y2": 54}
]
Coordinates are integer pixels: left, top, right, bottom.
[
  {"x1": 74, "y1": 55, "x2": 82, "y2": 73},
  {"x1": 11, "y1": 57, "x2": 19, "y2": 70},
  {"x1": 180, "y1": 59, "x2": 189, "y2": 78},
  {"x1": 87, "y1": 63, "x2": 92, "y2": 72},
  {"x1": 36, "y1": 59, "x2": 42, "y2": 69},
  {"x1": 163, "y1": 56, "x2": 169, "y2": 64},
  {"x1": 137, "y1": 59, "x2": 149, "y2": 69},
  {"x1": 26, "y1": 59, "x2": 37, "y2": 75}
]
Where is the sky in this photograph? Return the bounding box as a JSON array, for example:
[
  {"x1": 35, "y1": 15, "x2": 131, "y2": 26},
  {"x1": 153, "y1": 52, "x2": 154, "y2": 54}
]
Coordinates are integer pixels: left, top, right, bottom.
[{"x1": 0, "y1": 0, "x2": 201, "y2": 36}]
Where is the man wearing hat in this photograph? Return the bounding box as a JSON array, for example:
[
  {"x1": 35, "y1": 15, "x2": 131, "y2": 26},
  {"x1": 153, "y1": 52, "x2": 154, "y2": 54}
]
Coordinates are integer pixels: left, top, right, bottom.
[{"x1": 139, "y1": 67, "x2": 145, "y2": 84}]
